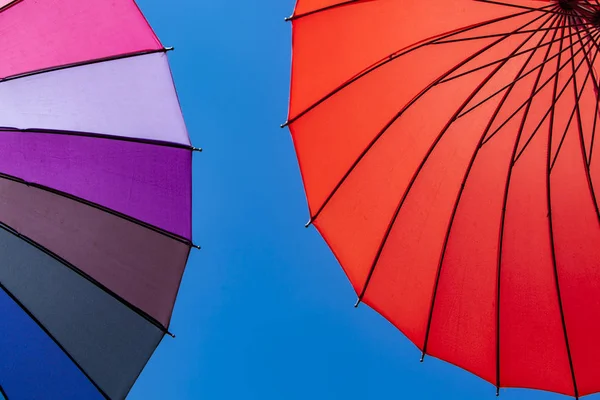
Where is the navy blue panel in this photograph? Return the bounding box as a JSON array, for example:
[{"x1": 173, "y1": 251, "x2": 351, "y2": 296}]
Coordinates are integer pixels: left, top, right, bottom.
[{"x1": 0, "y1": 289, "x2": 102, "y2": 400}]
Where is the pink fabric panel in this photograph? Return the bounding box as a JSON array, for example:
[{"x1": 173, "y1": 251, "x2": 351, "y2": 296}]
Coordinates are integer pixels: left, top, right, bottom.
[{"x1": 0, "y1": 0, "x2": 161, "y2": 78}]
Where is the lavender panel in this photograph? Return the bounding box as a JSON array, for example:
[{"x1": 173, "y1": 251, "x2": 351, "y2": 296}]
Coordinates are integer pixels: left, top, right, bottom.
[{"x1": 0, "y1": 52, "x2": 189, "y2": 146}]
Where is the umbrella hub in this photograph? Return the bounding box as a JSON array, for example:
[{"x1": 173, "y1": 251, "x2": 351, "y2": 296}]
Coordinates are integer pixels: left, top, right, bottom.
[{"x1": 557, "y1": 0, "x2": 578, "y2": 10}]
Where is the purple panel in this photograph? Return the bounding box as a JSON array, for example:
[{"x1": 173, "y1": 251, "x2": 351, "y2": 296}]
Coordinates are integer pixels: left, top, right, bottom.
[{"x1": 0, "y1": 130, "x2": 191, "y2": 239}]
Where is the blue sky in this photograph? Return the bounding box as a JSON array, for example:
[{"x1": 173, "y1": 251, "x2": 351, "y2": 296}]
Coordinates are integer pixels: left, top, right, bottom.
[{"x1": 129, "y1": 1, "x2": 598, "y2": 399}]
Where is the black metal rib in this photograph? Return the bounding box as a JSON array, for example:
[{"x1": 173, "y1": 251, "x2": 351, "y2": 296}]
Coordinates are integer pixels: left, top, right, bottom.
[
  {"x1": 494, "y1": 13, "x2": 565, "y2": 395},
  {"x1": 512, "y1": 30, "x2": 600, "y2": 163},
  {"x1": 589, "y1": 91, "x2": 599, "y2": 166},
  {"x1": 550, "y1": 33, "x2": 600, "y2": 170},
  {"x1": 286, "y1": 0, "x2": 365, "y2": 21},
  {"x1": 307, "y1": 11, "x2": 550, "y2": 226},
  {"x1": 548, "y1": 23, "x2": 593, "y2": 168},
  {"x1": 515, "y1": 39, "x2": 596, "y2": 169},
  {"x1": 0, "y1": 219, "x2": 174, "y2": 336},
  {"x1": 585, "y1": 23, "x2": 600, "y2": 166},
  {"x1": 0, "y1": 47, "x2": 196, "y2": 154},
  {"x1": 0, "y1": 126, "x2": 194, "y2": 151},
  {"x1": 434, "y1": 22, "x2": 591, "y2": 45},
  {"x1": 566, "y1": 18, "x2": 600, "y2": 222},
  {"x1": 546, "y1": 20, "x2": 580, "y2": 400},
  {"x1": 420, "y1": 13, "x2": 560, "y2": 363},
  {"x1": 355, "y1": 12, "x2": 555, "y2": 307},
  {"x1": 0, "y1": 0, "x2": 20, "y2": 13},
  {"x1": 569, "y1": 20, "x2": 600, "y2": 165},
  {"x1": 475, "y1": 0, "x2": 566, "y2": 14},
  {"x1": 477, "y1": 29, "x2": 598, "y2": 149},
  {"x1": 440, "y1": 28, "x2": 583, "y2": 84},
  {"x1": 0, "y1": 279, "x2": 110, "y2": 400},
  {"x1": 0, "y1": 170, "x2": 192, "y2": 246},
  {"x1": 0, "y1": 47, "x2": 172, "y2": 83},
  {"x1": 284, "y1": 6, "x2": 553, "y2": 129},
  {"x1": 460, "y1": 27, "x2": 595, "y2": 121}
]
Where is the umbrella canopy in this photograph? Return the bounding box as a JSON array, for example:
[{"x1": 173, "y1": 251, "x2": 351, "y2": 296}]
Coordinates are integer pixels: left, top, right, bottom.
[
  {"x1": 285, "y1": 0, "x2": 600, "y2": 397},
  {"x1": 0, "y1": 1, "x2": 197, "y2": 399}
]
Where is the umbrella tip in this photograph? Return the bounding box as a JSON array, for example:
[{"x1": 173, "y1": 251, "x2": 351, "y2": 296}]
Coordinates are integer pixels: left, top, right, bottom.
[
  {"x1": 354, "y1": 298, "x2": 361, "y2": 308},
  {"x1": 496, "y1": 387, "x2": 500, "y2": 396},
  {"x1": 304, "y1": 219, "x2": 312, "y2": 228},
  {"x1": 280, "y1": 121, "x2": 289, "y2": 128},
  {"x1": 192, "y1": 146, "x2": 203, "y2": 152},
  {"x1": 420, "y1": 354, "x2": 425, "y2": 363},
  {"x1": 164, "y1": 46, "x2": 175, "y2": 52},
  {"x1": 284, "y1": 15, "x2": 292, "y2": 22},
  {"x1": 167, "y1": 331, "x2": 176, "y2": 338},
  {"x1": 192, "y1": 243, "x2": 201, "y2": 250}
]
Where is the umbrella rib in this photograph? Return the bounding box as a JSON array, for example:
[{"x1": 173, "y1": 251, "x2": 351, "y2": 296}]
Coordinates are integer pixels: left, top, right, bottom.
[
  {"x1": 284, "y1": 6, "x2": 554, "y2": 128},
  {"x1": 354, "y1": 11, "x2": 557, "y2": 306},
  {"x1": 288, "y1": 0, "x2": 558, "y2": 21},
  {"x1": 566, "y1": 19, "x2": 600, "y2": 222},
  {"x1": 0, "y1": 48, "x2": 173, "y2": 84},
  {"x1": 475, "y1": 0, "x2": 565, "y2": 15},
  {"x1": 0, "y1": 0, "x2": 21, "y2": 14},
  {"x1": 589, "y1": 90, "x2": 600, "y2": 166},
  {"x1": 0, "y1": 220, "x2": 175, "y2": 336},
  {"x1": 589, "y1": 79, "x2": 600, "y2": 165},
  {"x1": 307, "y1": 11, "x2": 551, "y2": 226},
  {"x1": 420, "y1": 13, "x2": 561, "y2": 365},
  {"x1": 476, "y1": 29, "x2": 597, "y2": 149},
  {"x1": 570, "y1": 23, "x2": 600, "y2": 166},
  {"x1": 0, "y1": 279, "x2": 112, "y2": 400},
  {"x1": 512, "y1": 32, "x2": 600, "y2": 163},
  {"x1": 459, "y1": 27, "x2": 594, "y2": 122},
  {"x1": 545, "y1": 19, "x2": 580, "y2": 400},
  {"x1": 286, "y1": 0, "x2": 366, "y2": 21},
  {"x1": 435, "y1": 22, "x2": 591, "y2": 45},
  {"x1": 493, "y1": 15, "x2": 565, "y2": 394},
  {"x1": 587, "y1": 38, "x2": 600, "y2": 167},
  {"x1": 0, "y1": 384, "x2": 7, "y2": 400},
  {"x1": 0, "y1": 126, "x2": 197, "y2": 151},
  {"x1": 440, "y1": 28, "x2": 582, "y2": 85},
  {"x1": 550, "y1": 32, "x2": 600, "y2": 171},
  {"x1": 0, "y1": 171, "x2": 193, "y2": 247}
]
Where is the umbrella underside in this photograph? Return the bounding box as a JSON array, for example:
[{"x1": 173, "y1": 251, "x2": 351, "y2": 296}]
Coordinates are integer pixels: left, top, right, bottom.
[
  {"x1": 289, "y1": 0, "x2": 600, "y2": 397},
  {"x1": 0, "y1": 1, "x2": 194, "y2": 399}
]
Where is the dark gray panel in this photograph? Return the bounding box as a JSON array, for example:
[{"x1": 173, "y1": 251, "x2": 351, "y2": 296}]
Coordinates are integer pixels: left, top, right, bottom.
[{"x1": 0, "y1": 228, "x2": 164, "y2": 399}]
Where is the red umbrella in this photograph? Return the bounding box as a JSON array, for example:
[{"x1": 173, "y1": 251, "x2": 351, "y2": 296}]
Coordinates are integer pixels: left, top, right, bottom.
[{"x1": 284, "y1": 0, "x2": 600, "y2": 397}]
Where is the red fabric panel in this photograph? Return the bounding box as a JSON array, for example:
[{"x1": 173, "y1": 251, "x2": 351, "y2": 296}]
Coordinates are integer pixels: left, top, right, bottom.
[
  {"x1": 425, "y1": 31, "x2": 551, "y2": 381},
  {"x1": 314, "y1": 66, "x2": 490, "y2": 298},
  {"x1": 362, "y1": 69, "x2": 494, "y2": 348},
  {"x1": 426, "y1": 109, "x2": 523, "y2": 385},
  {"x1": 500, "y1": 123, "x2": 573, "y2": 395},
  {"x1": 289, "y1": 0, "x2": 525, "y2": 118},
  {"x1": 291, "y1": 38, "x2": 496, "y2": 213},
  {"x1": 551, "y1": 100, "x2": 600, "y2": 397}
]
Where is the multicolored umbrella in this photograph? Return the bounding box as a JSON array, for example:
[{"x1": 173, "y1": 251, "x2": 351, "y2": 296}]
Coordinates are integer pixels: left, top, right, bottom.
[
  {"x1": 0, "y1": 1, "x2": 197, "y2": 399},
  {"x1": 285, "y1": 0, "x2": 600, "y2": 397}
]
